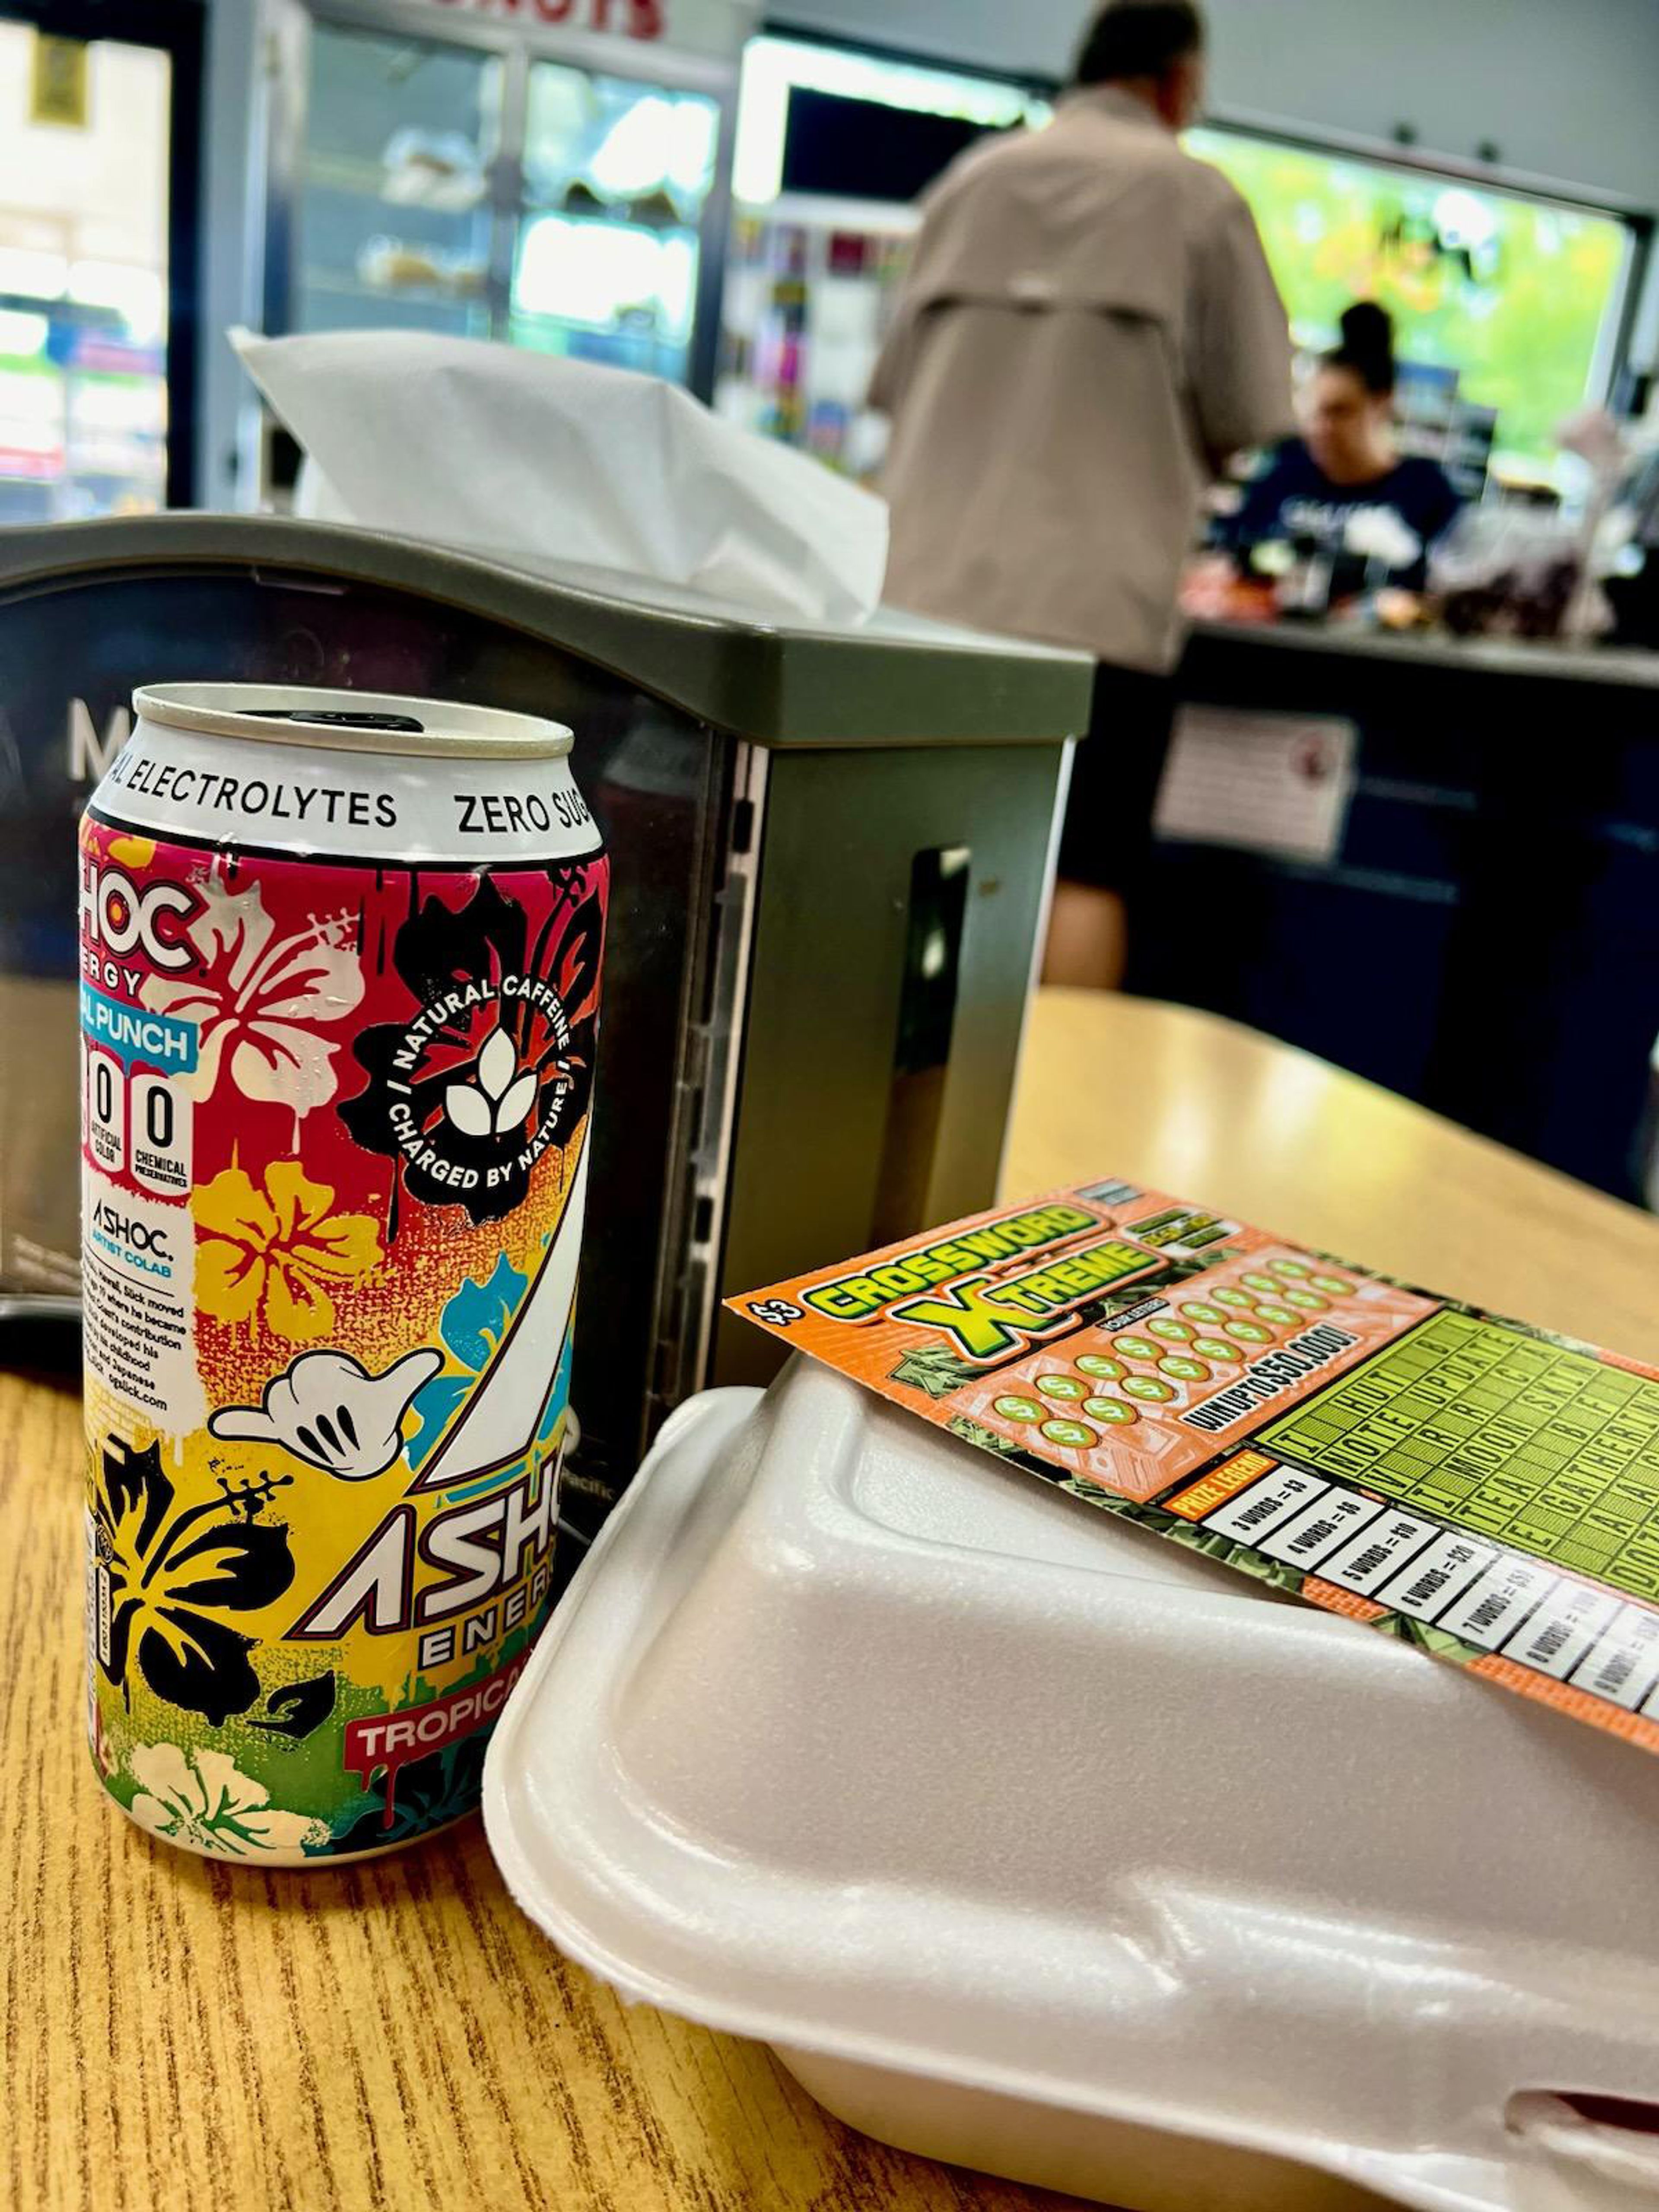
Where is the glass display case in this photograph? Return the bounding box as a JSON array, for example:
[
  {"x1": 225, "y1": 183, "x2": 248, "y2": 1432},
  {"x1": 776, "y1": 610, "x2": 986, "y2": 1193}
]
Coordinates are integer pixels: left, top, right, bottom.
[
  {"x1": 295, "y1": 20, "x2": 502, "y2": 341},
  {"x1": 510, "y1": 61, "x2": 718, "y2": 385},
  {"x1": 270, "y1": 1, "x2": 737, "y2": 404}
]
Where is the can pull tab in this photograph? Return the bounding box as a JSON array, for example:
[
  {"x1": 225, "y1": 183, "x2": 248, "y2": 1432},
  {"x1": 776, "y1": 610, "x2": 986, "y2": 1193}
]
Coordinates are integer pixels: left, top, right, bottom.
[
  {"x1": 247, "y1": 709, "x2": 427, "y2": 733},
  {"x1": 1509, "y1": 2091, "x2": 1659, "y2": 2212}
]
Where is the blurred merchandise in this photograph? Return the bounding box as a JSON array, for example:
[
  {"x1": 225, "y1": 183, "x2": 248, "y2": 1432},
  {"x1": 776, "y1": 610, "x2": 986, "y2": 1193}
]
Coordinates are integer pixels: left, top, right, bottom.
[
  {"x1": 1427, "y1": 409, "x2": 1638, "y2": 642},
  {"x1": 1231, "y1": 509, "x2": 1428, "y2": 626},
  {"x1": 509, "y1": 59, "x2": 719, "y2": 381},
  {"x1": 0, "y1": 13, "x2": 199, "y2": 519},
  {"x1": 717, "y1": 200, "x2": 915, "y2": 467},
  {"x1": 1602, "y1": 442, "x2": 1659, "y2": 648},
  {"x1": 1179, "y1": 550, "x2": 1273, "y2": 623},
  {"x1": 1393, "y1": 359, "x2": 1500, "y2": 502},
  {"x1": 1430, "y1": 506, "x2": 1589, "y2": 637},
  {"x1": 354, "y1": 233, "x2": 486, "y2": 296},
  {"x1": 1341, "y1": 502, "x2": 1422, "y2": 576},
  {"x1": 1274, "y1": 534, "x2": 1338, "y2": 620},
  {"x1": 1556, "y1": 404, "x2": 1642, "y2": 639},
  {"x1": 718, "y1": 38, "x2": 1049, "y2": 470},
  {"x1": 268, "y1": 1, "x2": 744, "y2": 446},
  {"x1": 379, "y1": 125, "x2": 486, "y2": 211},
  {"x1": 1370, "y1": 585, "x2": 1431, "y2": 631}
]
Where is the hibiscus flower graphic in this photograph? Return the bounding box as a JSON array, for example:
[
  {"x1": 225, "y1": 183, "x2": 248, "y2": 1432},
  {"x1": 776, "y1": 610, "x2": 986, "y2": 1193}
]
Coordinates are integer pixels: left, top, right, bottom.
[
  {"x1": 194, "y1": 1160, "x2": 381, "y2": 1341},
  {"x1": 92, "y1": 1436, "x2": 296, "y2": 1728},
  {"x1": 142, "y1": 869, "x2": 365, "y2": 1116},
  {"x1": 126, "y1": 1742, "x2": 328, "y2": 1859}
]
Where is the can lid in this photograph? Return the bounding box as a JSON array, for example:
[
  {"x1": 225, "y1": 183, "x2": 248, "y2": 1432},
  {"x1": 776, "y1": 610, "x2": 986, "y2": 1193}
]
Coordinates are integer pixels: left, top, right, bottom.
[{"x1": 132, "y1": 683, "x2": 574, "y2": 761}]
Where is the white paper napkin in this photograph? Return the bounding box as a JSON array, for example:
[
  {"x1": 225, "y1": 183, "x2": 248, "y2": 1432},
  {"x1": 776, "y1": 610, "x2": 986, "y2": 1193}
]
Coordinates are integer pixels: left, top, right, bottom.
[{"x1": 233, "y1": 327, "x2": 889, "y2": 626}]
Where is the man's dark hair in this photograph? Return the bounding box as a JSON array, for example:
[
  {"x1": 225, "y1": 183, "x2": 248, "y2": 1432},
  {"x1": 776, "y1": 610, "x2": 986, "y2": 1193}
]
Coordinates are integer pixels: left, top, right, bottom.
[{"x1": 1074, "y1": 0, "x2": 1205, "y2": 86}]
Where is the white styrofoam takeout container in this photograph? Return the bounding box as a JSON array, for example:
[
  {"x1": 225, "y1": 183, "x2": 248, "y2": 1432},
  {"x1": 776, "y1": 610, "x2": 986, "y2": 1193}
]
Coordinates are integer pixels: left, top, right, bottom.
[{"x1": 484, "y1": 1359, "x2": 1659, "y2": 2212}]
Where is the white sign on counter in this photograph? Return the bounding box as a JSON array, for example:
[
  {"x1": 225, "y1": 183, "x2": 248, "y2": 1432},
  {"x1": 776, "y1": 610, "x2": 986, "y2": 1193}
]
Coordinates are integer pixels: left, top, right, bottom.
[{"x1": 1153, "y1": 705, "x2": 1358, "y2": 865}]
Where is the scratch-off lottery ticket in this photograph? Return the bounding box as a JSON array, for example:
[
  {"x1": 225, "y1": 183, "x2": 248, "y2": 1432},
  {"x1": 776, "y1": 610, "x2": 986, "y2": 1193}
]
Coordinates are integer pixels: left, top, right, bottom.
[{"x1": 731, "y1": 1179, "x2": 1659, "y2": 1757}]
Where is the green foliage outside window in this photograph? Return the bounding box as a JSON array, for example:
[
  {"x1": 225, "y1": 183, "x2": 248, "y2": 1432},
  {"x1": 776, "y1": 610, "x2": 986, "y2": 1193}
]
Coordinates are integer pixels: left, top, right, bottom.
[{"x1": 1188, "y1": 127, "x2": 1632, "y2": 475}]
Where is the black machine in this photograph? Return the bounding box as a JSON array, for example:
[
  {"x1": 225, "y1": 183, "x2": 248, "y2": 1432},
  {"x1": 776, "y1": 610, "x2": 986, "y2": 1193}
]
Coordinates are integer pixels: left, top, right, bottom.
[{"x1": 0, "y1": 514, "x2": 1089, "y2": 1536}]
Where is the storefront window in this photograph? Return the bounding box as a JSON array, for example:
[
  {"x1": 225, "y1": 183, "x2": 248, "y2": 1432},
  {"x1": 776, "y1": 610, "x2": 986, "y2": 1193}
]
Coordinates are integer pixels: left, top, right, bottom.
[{"x1": 1188, "y1": 126, "x2": 1635, "y2": 483}]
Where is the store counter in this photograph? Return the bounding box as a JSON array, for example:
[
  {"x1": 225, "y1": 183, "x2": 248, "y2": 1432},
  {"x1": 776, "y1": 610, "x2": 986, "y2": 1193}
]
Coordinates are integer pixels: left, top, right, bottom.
[
  {"x1": 1189, "y1": 613, "x2": 1659, "y2": 688},
  {"x1": 1127, "y1": 617, "x2": 1659, "y2": 1201}
]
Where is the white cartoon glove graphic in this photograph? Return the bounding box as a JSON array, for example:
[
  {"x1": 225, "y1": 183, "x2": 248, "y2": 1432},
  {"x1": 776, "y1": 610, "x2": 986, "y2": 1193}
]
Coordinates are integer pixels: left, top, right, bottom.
[
  {"x1": 209, "y1": 1348, "x2": 442, "y2": 1479},
  {"x1": 445, "y1": 1025, "x2": 539, "y2": 1139}
]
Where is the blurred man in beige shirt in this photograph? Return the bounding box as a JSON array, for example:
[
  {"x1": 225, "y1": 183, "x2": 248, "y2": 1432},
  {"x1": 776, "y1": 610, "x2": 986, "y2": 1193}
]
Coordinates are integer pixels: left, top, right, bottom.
[{"x1": 871, "y1": 0, "x2": 1292, "y2": 986}]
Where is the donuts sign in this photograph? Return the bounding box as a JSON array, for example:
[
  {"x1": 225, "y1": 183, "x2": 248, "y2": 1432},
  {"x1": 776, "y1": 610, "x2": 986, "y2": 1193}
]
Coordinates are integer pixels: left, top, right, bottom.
[{"x1": 419, "y1": 0, "x2": 758, "y2": 59}]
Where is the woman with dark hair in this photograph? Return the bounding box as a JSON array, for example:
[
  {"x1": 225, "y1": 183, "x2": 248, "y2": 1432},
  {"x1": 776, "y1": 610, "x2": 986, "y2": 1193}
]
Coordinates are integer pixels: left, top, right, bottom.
[{"x1": 1230, "y1": 302, "x2": 1462, "y2": 591}]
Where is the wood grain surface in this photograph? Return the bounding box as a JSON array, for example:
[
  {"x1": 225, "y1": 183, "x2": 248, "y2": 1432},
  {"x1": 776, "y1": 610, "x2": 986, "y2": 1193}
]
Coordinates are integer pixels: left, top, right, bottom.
[
  {"x1": 7, "y1": 992, "x2": 1658, "y2": 2212},
  {"x1": 1008, "y1": 994, "x2": 1659, "y2": 1366}
]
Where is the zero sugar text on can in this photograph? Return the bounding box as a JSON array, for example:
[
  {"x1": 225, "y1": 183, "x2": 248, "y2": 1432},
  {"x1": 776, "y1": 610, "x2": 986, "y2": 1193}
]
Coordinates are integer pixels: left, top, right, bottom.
[{"x1": 79, "y1": 685, "x2": 607, "y2": 1863}]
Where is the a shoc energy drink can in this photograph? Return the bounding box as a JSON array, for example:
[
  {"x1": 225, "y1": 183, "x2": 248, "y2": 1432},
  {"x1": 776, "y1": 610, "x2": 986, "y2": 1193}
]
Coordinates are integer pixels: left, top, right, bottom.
[{"x1": 79, "y1": 686, "x2": 607, "y2": 1863}]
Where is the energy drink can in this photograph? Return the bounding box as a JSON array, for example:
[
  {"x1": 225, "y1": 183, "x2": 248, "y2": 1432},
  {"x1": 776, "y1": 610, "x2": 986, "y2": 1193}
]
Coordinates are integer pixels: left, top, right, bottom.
[{"x1": 79, "y1": 685, "x2": 606, "y2": 1863}]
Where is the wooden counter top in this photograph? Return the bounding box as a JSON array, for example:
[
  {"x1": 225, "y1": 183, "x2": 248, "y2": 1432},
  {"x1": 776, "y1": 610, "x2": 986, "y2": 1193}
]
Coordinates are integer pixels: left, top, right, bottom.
[{"x1": 6, "y1": 991, "x2": 1656, "y2": 2211}]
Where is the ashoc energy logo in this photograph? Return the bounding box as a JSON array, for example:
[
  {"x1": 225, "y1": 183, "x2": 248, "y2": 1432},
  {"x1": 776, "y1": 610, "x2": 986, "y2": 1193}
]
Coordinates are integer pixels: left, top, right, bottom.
[
  {"x1": 79, "y1": 859, "x2": 198, "y2": 974},
  {"x1": 89, "y1": 1198, "x2": 175, "y2": 1273}
]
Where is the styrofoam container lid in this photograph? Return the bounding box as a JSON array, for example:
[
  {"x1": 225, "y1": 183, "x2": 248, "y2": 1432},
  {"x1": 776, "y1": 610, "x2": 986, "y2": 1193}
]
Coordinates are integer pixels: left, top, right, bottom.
[{"x1": 484, "y1": 1359, "x2": 1659, "y2": 2212}]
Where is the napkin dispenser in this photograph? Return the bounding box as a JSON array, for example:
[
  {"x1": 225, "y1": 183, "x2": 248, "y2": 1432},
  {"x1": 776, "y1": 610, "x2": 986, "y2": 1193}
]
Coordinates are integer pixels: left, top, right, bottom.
[{"x1": 0, "y1": 514, "x2": 1089, "y2": 1533}]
